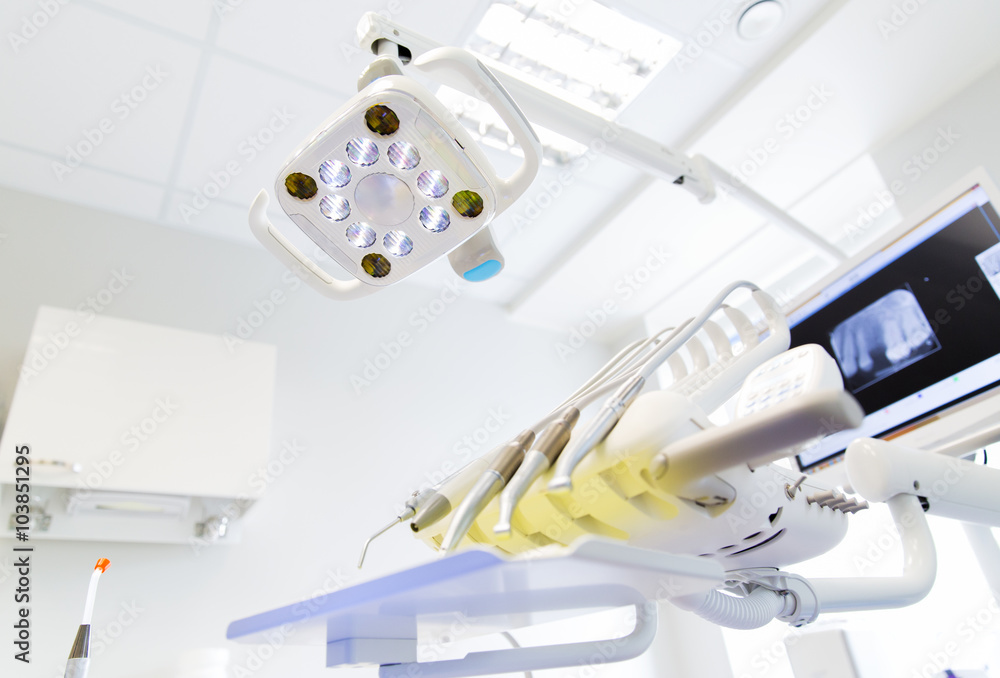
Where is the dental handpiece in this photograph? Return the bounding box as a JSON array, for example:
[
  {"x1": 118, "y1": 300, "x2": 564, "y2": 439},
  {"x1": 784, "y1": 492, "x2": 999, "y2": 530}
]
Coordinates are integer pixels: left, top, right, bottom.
[
  {"x1": 494, "y1": 407, "x2": 579, "y2": 538},
  {"x1": 358, "y1": 485, "x2": 437, "y2": 569},
  {"x1": 548, "y1": 375, "x2": 645, "y2": 494},
  {"x1": 410, "y1": 445, "x2": 506, "y2": 534},
  {"x1": 360, "y1": 446, "x2": 515, "y2": 568},
  {"x1": 440, "y1": 430, "x2": 535, "y2": 553}
]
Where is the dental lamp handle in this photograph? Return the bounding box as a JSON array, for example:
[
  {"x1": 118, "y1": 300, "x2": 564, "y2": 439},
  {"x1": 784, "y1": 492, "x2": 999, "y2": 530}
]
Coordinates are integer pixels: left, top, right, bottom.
[
  {"x1": 448, "y1": 226, "x2": 505, "y2": 282},
  {"x1": 411, "y1": 46, "x2": 542, "y2": 212},
  {"x1": 249, "y1": 190, "x2": 376, "y2": 301}
]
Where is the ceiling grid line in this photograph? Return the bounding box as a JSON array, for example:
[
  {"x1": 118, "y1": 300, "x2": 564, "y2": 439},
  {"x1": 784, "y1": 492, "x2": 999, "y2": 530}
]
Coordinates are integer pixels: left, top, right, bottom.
[
  {"x1": 75, "y1": 0, "x2": 353, "y2": 97},
  {"x1": 0, "y1": 139, "x2": 167, "y2": 190},
  {"x1": 156, "y1": 12, "x2": 222, "y2": 221}
]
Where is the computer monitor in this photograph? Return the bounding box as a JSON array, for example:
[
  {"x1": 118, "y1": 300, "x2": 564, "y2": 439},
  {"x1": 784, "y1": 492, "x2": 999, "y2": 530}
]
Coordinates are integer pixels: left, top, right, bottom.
[{"x1": 788, "y1": 168, "x2": 1000, "y2": 472}]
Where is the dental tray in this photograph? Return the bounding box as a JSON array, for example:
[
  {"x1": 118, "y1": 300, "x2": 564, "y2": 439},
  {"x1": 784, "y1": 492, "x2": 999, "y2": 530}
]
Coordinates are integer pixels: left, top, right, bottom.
[{"x1": 227, "y1": 538, "x2": 722, "y2": 677}]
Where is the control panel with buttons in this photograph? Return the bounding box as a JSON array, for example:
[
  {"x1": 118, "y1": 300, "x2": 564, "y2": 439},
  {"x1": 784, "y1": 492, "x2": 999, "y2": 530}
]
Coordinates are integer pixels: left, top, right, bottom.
[{"x1": 735, "y1": 344, "x2": 845, "y2": 419}]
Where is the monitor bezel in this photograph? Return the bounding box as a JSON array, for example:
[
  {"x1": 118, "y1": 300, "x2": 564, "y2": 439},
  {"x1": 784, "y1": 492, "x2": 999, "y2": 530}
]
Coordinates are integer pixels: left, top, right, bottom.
[{"x1": 787, "y1": 166, "x2": 1000, "y2": 472}]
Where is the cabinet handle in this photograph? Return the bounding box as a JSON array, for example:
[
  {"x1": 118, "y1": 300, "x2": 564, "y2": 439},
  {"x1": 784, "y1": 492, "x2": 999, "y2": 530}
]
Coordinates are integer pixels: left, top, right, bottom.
[{"x1": 25, "y1": 459, "x2": 83, "y2": 473}]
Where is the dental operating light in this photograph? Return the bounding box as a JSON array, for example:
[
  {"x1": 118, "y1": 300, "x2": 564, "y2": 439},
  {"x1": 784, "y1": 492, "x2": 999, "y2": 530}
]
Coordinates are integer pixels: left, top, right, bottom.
[{"x1": 249, "y1": 43, "x2": 542, "y2": 300}]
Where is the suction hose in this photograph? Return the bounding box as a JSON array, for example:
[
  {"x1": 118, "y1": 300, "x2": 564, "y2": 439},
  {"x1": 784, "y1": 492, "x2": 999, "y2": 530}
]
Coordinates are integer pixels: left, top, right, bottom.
[{"x1": 671, "y1": 587, "x2": 787, "y2": 630}]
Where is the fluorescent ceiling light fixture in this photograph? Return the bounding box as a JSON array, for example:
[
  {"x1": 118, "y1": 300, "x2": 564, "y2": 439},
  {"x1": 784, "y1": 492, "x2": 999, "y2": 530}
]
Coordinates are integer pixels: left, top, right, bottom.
[
  {"x1": 466, "y1": 0, "x2": 682, "y2": 119},
  {"x1": 435, "y1": 85, "x2": 587, "y2": 165}
]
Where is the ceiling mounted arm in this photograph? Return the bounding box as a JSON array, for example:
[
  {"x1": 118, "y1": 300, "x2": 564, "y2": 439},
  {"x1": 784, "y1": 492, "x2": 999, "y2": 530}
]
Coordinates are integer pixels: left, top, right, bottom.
[{"x1": 356, "y1": 12, "x2": 847, "y2": 264}]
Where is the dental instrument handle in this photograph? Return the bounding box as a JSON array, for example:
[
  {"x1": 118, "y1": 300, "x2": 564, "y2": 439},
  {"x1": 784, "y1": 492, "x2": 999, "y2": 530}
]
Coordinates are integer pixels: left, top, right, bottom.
[
  {"x1": 549, "y1": 375, "x2": 645, "y2": 493},
  {"x1": 494, "y1": 452, "x2": 548, "y2": 537},
  {"x1": 411, "y1": 446, "x2": 505, "y2": 533},
  {"x1": 536, "y1": 407, "x2": 581, "y2": 464},
  {"x1": 65, "y1": 658, "x2": 89, "y2": 678},
  {"x1": 440, "y1": 430, "x2": 534, "y2": 552},
  {"x1": 64, "y1": 626, "x2": 91, "y2": 678},
  {"x1": 441, "y1": 472, "x2": 504, "y2": 552},
  {"x1": 495, "y1": 407, "x2": 579, "y2": 536},
  {"x1": 489, "y1": 429, "x2": 535, "y2": 484}
]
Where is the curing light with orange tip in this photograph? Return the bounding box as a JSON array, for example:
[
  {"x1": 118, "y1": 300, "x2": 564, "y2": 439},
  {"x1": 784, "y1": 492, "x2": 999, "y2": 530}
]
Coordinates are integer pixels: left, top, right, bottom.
[{"x1": 64, "y1": 558, "x2": 110, "y2": 678}]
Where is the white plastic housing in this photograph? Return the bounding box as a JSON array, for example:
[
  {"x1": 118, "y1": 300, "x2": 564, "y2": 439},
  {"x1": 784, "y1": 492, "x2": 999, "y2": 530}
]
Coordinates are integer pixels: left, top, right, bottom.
[
  {"x1": 274, "y1": 74, "x2": 498, "y2": 287},
  {"x1": 847, "y1": 438, "x2": 1000, "y2": 525},
  {"x1": 252, "y1": 46, "x2": 541, "y2": 299}
]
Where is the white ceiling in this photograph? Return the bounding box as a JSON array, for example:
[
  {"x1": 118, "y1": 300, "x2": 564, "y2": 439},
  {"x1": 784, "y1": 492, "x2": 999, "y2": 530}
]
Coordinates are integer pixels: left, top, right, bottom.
[{"x1": 3, "y1": 0, "x2": 1000, "y2": 342}]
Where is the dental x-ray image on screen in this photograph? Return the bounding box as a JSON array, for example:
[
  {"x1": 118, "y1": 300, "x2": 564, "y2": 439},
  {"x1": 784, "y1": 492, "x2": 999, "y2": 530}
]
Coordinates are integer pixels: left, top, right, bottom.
[
  {"x1": 977, "y1": 242, "x2": 1000, "y2": 299},
  {"x1": 787, "y1": 174, "x2": 1000, "y2": 472},
  {"x1": 829, "y1": 287, "x2": 941, "y2": 392}
]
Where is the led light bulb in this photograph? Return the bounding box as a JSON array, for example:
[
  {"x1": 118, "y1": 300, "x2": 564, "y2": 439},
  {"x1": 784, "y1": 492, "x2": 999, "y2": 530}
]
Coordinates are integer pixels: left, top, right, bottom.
[
  {"x1": 417, "y1": 170, "x2": 449, "y2": 198},
  {"x1": 419, "y1": 206, "x2": 450, "y2": 232},
  {"x1": 320, "y1": 195, "x2": 350, "y2": 221},
  {"x1": 384, "y1": 230, "x2": 413, "y2": 257},
  {"x1": 346, "y1": 222, "x2": 377, "y2": 248},
  {"x1": 388, "y1": 141, "x2": 420, "y2": 170},
  {"x1": 346, "y1": 222, "x2": 375, "y2": 249},
  {"x1": 453, "y1": 190, "x2": 484, "y2": 218},
  {"x1": 285, "y1": 173, "x2": 317, "y2": 200},
  {"x1": 361, "y1": 252, "x2": 391, "y2": 277},
  {"x1": 365, "y1": 104, "x2": 400, "y2": 135},
  {"x1": 319, "y1": 160, "x2": 351, "y2": 187},
  {"x1": 347, "y1": 137, "x2": 379, "y2": 166}
]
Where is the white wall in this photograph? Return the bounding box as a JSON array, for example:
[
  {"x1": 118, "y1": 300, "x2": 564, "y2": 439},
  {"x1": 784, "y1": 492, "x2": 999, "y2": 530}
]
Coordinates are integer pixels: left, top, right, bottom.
[
  {"x1": 871, "y1": 61, "x2": 1000, "y2": 214},
  {"x1": 0, "y1": 187, "x2": 613, "y2": 678},
  {"x1": 719, "y1": 60, "x2": 1000, "y2": 678}
]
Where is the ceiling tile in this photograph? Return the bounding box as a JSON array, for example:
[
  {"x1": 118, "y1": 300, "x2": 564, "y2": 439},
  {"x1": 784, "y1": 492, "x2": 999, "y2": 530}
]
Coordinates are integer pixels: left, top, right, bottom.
[
  {"x1": 614, "y1": 0, "x2": 833, "y2": 147},
  {"x1": 509, "y1": 177, "x2": 768, "y2": 334},
  {"x1": 703, "y1": 0, "x2": 832, "y2": 66},
  {"x1": 160, "y1": 190, "x2": 259, "y2": 246},
  {"x1": 169, "y1": 53, "x2": 349, "y2": 223},
  {"x1": 690, "y1": 0, "x2": 1000, "y2": 208},
  {"x1": 0, "y1": 3, "x2": 203, "y2": 184},
  {"x1": 0, "y1": 145, "x2": 164, "y2": 222},
  {"x1": 492, "y1": 158, "x2": 647, "y2": 280},
  {"x1": 87, "y1": 0, "x2": 213, "y2": 41},
  {"x1": 786, "y1": 152, "x2": 902, "y2": 249},
  {"x1": 617, "y1": 52, "x2": 745, "y2": 149},
  {"x1": 213, "y1": 1, "x2": 488, "y2": 92}
]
